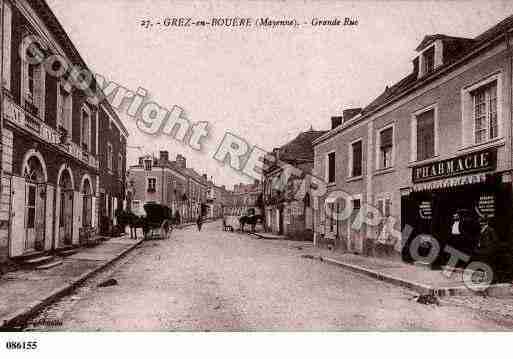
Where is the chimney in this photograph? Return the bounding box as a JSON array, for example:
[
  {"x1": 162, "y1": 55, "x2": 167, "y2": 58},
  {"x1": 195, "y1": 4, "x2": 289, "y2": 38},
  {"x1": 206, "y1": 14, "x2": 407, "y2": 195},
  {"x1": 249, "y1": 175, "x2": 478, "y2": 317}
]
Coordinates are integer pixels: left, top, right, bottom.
[
  {"x1": 272, "y1": 147, "x2": 280, "y2": 161},
  {"x1": 221, "y1": 185, "x2": 226, "y2": 190},
  {"x1": 202, "y1": 173, "x2": 207, "y2": 181},
  {"x1": 331, "y1": 116, "x2": 343, "y2": 130},
  {"x1": 160, "y1": 151, "x2": 169, "y2": 162},
  {"x1": 254, "y1": 179, "x2": 260, "y2": 186},
  {"x1": 176, "y1": 154, "x2": 186, "y2": 168},
  {"x1": 342, "y1": 108, "x2": 362, "y2": 123}
]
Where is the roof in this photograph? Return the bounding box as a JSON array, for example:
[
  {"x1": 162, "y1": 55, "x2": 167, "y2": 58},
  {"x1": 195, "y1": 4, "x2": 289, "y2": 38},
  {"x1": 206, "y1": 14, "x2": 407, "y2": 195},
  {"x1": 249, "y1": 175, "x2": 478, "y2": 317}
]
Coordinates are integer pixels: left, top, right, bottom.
[
  {"x1": 415, "y1": 34, "x2": 473, "y2": 51},
  {"x1": 314, "y1": 13, "x2": 513, "y2": 146},
  {"x1": 279, "y1": 130, "x2": 327, "y2": 162}
]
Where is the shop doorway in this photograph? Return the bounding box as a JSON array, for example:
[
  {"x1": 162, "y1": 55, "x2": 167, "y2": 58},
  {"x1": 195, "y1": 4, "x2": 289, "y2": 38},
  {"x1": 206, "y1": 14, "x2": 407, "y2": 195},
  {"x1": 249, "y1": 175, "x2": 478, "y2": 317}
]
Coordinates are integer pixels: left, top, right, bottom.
[{"x1": 23, "y1": 156, "x2": 46, "y2": 253}]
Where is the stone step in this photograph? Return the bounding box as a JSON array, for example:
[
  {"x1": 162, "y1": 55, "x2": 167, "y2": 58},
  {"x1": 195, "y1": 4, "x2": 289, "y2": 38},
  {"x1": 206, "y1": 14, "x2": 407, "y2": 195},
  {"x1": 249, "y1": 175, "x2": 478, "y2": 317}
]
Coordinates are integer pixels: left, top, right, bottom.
[
  {"x1": 57, "y1": 249, "x2": 79, "y2": 257},
  {"x1": 22, "y1": 255, "x2": 54, "y2": 266},
  {"x1": 35, "y1": 260, "x2": 63, "y2": 270}
]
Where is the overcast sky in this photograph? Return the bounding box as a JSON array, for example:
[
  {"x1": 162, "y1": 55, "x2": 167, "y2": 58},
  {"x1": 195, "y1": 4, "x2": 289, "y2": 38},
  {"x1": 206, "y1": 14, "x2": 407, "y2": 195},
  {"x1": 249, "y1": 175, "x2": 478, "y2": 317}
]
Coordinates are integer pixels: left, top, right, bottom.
[{"x1": 46, "y1": 0, "x2": 513, "y2": 189}]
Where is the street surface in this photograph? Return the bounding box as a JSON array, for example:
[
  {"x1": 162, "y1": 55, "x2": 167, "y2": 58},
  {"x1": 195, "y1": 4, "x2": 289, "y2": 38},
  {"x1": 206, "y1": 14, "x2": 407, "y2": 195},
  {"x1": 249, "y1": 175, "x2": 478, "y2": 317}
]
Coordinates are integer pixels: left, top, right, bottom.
[{"x1": 27, "y1": 221, "x2": 513, "y2": 331}]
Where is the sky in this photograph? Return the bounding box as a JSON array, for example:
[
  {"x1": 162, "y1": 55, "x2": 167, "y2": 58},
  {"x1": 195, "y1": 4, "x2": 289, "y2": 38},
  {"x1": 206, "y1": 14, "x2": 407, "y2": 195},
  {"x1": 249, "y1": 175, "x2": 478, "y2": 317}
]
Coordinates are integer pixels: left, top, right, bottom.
[{"x1": 46, "y1": 0, "x2": 513, "y2": 189}]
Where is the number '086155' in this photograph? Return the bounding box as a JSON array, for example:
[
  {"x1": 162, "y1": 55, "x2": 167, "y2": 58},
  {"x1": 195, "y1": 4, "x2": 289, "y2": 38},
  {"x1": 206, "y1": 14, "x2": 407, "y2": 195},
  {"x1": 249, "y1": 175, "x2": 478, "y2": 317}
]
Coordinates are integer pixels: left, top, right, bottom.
[{"x1": 5, "y1": 341, "x2": 38, "y2": 350}]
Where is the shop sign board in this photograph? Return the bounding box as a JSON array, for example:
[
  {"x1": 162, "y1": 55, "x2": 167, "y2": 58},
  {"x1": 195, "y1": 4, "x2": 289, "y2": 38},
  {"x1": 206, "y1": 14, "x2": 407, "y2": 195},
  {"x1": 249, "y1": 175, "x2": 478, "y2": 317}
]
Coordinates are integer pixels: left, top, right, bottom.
[{"x1": 412, "y1": 148, "x2": 496, "y2": 183}]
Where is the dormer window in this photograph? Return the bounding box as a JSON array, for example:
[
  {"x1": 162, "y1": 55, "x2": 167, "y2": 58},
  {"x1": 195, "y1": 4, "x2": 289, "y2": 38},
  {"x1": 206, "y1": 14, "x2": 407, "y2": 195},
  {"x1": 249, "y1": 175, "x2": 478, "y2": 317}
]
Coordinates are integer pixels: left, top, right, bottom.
[{"x1": 422, "y1": 46, "x2": 435, "y2": 75}]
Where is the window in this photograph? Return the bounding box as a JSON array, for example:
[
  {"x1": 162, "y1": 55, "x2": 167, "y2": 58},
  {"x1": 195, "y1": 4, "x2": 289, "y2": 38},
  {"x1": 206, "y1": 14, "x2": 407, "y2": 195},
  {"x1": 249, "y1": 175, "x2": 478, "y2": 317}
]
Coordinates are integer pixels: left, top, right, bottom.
[
  {"x1": 351, "y1": 140, "x2": 363, "y2": 177},
  {"x1": 378, "y1": 126, "x2": 394, "y2": 169},
  {"x1": 81, "y1": 106, "x2": 91, "y2": 151},
  {"x1": 472, "y1": 81, "x2": 498, "y2": 144},
  {"x1": 107, "y1": 143, "x2": 113, "y2": 170},
  {"x1": 416, "y1": 109, "x2": 435, "y2": 161},
  {"x1": 143, "y1": 158, "x2": 152, "y2": 171},
  {"x1": 57, "y1": 84, "x2": 72, "y2": 131},
  {"x1": 422, "y1": 47, "x2": 435, "y2": 75},
  {"x1": 327, "y1": 152, "x2": 336, "y2": 183},
  {"x1": 147, "y1": 178, "x2": 157, "y2": 193},
  {"x1": 118, "y1": 153, "x2": 123, "y2": 177},
  {"x1": 21, "y1": 39, "x2": 45, "y2": 118}
]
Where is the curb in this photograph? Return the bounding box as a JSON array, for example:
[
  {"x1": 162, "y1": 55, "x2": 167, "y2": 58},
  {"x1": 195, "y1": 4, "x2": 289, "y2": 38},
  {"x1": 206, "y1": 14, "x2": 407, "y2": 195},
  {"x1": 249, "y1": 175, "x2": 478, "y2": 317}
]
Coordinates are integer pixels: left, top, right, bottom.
[
  {"x1": 309, "y1": 255, "x2": 512, "y2": 298},
  {"x1": 0, "y1": 238, "x2": 144, "y2": 330}
]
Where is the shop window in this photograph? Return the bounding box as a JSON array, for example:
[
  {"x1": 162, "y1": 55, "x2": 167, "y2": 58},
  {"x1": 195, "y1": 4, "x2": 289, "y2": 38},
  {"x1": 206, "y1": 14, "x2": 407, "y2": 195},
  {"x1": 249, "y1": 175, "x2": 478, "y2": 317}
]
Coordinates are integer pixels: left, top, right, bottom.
[
  {"x1": 472, "y1": 81, "x2": 498, "y2": 144},
  {"x1": 416, "y1": 109, "x2": 435, "y2": 161},
  {"x1": 326, "y1": 152, "x2": 336, "y2": 183},
  {"x1": 377, "y1": 126, "x2": 394, "y2": 169},
  {"x1": 350, "y1": 140, "x2": 363, "y2": 177}
]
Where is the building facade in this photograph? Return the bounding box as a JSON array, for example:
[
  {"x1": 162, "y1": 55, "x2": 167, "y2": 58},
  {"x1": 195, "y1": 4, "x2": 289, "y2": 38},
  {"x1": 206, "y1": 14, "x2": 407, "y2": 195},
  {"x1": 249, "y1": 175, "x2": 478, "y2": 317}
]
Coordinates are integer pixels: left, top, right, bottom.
[
  {"x1": 0, "y1": 0, "x2": 127, "y2": 267},
  {"x1": 128, "y1": 151, "x2": 208, "y2": 223},
  {"x1": 313, "y1": 15, "x2": 513, "y2": 276},
  {"x1": 263, "y1": 129, "x2": 325, "y2": 239}
]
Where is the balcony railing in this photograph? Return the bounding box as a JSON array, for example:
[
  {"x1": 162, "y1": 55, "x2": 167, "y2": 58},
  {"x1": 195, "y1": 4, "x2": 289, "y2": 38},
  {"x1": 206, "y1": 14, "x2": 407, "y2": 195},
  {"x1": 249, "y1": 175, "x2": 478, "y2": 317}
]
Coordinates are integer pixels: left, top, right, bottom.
[{"x1": 3, "y1": 96, "x2": 99, "y2": 170}]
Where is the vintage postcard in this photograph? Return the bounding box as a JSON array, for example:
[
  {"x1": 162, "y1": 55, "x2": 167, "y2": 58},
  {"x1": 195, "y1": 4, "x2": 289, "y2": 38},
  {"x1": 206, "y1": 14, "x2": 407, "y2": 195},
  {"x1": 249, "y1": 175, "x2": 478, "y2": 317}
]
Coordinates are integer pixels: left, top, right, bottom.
[{"x1": 1, "y1": 0, "x2": 513, "y2": 356}]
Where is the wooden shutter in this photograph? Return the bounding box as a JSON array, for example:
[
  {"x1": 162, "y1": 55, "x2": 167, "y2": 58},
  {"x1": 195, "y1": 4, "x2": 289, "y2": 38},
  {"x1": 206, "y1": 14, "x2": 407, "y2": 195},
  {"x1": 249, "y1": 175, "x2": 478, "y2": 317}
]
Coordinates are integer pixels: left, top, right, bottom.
[{"x1": 10, "y1": 176, "x2": 26, "y2": 257}]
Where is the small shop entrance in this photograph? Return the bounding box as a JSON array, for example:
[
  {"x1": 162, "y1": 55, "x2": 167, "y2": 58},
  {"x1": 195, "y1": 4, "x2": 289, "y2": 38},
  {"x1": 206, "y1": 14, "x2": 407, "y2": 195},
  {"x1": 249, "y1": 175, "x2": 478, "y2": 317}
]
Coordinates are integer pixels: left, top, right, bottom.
[
  {"x1": 23, "y1": 156, "x2": 46, "y2": 253},
  {"x1": 402, "y1": 176, "x2": 508, "y2": 264}
]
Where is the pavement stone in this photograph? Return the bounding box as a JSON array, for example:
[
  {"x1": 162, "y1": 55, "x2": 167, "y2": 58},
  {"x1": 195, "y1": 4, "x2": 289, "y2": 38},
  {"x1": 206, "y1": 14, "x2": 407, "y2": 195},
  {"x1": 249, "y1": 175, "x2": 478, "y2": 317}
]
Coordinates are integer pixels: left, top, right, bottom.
[{"x1": 0, "y1": 235, "x2": 143, "y2": 330}]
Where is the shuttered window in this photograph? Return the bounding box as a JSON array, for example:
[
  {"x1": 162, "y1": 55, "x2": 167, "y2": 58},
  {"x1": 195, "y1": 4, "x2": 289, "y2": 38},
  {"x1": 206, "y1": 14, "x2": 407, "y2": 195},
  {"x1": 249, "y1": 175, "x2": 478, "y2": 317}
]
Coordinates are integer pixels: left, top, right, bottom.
[{"x1": 416, "y1": 109, "x2": 435, "y2": 161}]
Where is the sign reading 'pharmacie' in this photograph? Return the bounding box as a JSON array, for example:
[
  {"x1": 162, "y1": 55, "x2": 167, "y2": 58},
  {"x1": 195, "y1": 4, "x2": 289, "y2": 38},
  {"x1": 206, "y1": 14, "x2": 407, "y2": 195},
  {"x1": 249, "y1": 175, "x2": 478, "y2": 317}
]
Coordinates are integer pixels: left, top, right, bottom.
[{"x1": 412, "y1": 148, "x2": 497, "y2": 183}]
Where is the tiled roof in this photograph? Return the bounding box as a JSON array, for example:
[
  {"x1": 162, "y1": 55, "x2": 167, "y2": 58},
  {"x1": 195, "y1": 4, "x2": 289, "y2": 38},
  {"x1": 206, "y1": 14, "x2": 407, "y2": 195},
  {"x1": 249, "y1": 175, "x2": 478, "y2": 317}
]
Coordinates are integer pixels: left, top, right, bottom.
[
  {"x1": 279, "y1": 130, "x2": 327, "y2": 163},
  {"x1": 316, "y1": 14, "x2": 513, "y2": 145}
]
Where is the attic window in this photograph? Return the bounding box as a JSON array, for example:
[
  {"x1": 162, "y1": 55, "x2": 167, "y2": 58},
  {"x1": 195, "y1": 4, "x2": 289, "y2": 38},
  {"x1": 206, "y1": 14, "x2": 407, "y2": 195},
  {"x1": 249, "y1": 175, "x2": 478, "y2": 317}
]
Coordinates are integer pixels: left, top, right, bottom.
[{"x1": 422, "y1": 47, "x2": 435, "y2": 75}]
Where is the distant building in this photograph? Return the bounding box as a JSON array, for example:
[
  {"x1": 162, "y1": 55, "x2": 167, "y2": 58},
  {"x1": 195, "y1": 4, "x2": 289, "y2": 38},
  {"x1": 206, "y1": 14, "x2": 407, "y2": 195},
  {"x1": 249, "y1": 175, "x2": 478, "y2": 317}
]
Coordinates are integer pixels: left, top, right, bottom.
[
  {"x1": 263, "y1": 129, "x2": 326, "y2": 239},
  {"x1": 128, "y1": 151, "x2": 208, "y2": 223}
]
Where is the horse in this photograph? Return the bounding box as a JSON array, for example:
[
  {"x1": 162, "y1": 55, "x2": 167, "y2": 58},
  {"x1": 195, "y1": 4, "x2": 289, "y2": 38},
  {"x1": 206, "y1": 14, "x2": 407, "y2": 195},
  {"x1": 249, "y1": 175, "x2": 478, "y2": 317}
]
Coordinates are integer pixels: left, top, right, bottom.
[
  {"x1": 125, "y1": 211, "x2": 147, "y2": 239},
  {"x1": 239, "y1": 214, "x2": 264, "y2": 232}
]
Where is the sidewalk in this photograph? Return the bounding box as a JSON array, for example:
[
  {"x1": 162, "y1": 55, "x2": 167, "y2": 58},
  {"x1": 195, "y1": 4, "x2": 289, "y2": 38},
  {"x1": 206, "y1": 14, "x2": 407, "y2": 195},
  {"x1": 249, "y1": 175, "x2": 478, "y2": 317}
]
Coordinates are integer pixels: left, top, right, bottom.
[
  {"x1": 302, "y1": 247, "x2": 513, "y2": 297},
  {"x1": 0, "y1": 235, "x2": 142, "y2": 330},
  {"x1": 250, "y1": 232, "x2": 287, "y2": 240}
]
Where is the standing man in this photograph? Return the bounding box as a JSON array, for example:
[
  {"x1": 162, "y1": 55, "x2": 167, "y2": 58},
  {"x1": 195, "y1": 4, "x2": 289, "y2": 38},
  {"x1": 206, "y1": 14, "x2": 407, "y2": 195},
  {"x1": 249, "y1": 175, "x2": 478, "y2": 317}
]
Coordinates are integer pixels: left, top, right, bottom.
[{"x1": 196, "y1": 214, "x2": 203, "y2": 232}]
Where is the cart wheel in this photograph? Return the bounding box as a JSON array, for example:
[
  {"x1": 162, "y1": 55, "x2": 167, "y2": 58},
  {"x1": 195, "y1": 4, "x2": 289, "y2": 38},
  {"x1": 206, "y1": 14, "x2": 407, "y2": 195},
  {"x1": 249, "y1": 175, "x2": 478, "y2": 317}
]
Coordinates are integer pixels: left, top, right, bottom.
[{"x1": 160, "y1": 220, "x2": 170, "y2": 239}]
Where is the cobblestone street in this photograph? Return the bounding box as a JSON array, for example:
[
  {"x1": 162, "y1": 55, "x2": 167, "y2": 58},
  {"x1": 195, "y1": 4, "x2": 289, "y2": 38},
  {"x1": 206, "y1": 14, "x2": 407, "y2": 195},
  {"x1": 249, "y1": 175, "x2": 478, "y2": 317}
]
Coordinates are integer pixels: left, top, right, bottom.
[{"x1": 27, "y1": 221, "x2": 513, "y2": 331}]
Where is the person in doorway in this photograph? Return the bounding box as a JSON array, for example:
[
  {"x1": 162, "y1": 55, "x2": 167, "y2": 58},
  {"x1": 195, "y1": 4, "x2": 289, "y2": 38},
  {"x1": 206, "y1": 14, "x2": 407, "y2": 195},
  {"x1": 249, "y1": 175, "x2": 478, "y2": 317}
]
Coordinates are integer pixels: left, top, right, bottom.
[{"x1": 196, "y1": 214, "x2": 203, "y2": 232}]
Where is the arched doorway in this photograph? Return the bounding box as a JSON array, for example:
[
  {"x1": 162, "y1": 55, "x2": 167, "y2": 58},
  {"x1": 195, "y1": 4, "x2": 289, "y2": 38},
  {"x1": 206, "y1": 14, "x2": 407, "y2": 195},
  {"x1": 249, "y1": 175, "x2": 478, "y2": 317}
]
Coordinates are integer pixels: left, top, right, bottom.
[
  {"x1": 58, "y1": 168, "x2": 74, "y2": 246},
  {"x1": 23, "y1": 156, "x2": 47, "y2": 252}
]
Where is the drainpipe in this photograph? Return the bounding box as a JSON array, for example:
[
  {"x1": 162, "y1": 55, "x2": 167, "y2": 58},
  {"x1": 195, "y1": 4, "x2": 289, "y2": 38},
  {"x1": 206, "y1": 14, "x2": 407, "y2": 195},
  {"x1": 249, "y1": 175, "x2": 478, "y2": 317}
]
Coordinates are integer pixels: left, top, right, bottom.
[{"x1": 508, "y1": 30, "x2": 513, "y2": 175}]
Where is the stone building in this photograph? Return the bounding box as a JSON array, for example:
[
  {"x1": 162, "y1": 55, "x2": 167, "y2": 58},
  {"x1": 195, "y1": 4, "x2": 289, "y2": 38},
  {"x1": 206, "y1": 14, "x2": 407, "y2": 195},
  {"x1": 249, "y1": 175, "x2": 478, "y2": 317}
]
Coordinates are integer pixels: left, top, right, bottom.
[
  {"x1": 0, "y1": 0, "x2": 127, "y2": 268},
  {"x1": 128, "y1": 151, "x2": 208, "y2": 223},
  {"x1": 263, "y1": 129, "x2": 326, "y2": 239},
  {"x1": 313, "y1": 15, "x2": 513, "y2": 276}
]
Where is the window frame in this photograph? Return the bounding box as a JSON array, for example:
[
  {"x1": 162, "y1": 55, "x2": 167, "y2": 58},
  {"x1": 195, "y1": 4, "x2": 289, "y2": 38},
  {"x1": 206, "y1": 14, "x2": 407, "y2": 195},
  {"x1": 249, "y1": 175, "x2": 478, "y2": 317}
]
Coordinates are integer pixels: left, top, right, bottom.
[
  {"x1": 376, "y1": 123, "x2": 395, "y2": 170},
  {"x1": 56, "y1": 82, "x2": 72, "y2": 131},
  {"x1": 146, "y1": 177, "x2": 157, "y2": 193},
  {"x1": 461, "y1": 72, "x2": 503, "y2": 148},
  {"x1": 325, "y1": 151, "x2": 336, "y2": 184},
  {"x1": 20, "y1": 36, "x2": 46, "y2": 120},
  {"x1": 80, "y1": 104, "x2": 92, "y2": 151},
  {"x1": 410, "y1": 103, "x2": 439, "y2": 163},
  {"x1": 106, "y1": 142, "x2": 113, "y2": 171},
  {"x1": 348, "y1": 138, "x2": 363, "y2": 178}
]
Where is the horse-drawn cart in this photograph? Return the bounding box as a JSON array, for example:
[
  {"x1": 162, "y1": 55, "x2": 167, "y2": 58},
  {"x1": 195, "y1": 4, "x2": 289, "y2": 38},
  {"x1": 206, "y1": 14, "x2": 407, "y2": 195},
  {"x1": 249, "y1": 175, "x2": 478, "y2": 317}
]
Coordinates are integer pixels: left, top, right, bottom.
[{"x1": 127, "y1": 202, "x2": 174, "y2": 239}]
